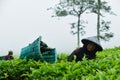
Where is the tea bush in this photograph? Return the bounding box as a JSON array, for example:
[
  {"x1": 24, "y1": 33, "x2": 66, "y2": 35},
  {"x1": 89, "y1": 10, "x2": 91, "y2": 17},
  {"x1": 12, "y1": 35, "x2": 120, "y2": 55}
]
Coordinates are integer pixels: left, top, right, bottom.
[{"x1": 0, "y1": 47, "x2": 120, "y2": 80}]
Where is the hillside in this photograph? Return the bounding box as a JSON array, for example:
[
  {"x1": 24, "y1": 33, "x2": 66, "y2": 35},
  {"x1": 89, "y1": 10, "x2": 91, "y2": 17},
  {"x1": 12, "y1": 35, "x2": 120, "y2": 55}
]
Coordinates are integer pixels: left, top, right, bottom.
[{"x1": 0, "y1": 47, "x2": 120, "y2": 80}]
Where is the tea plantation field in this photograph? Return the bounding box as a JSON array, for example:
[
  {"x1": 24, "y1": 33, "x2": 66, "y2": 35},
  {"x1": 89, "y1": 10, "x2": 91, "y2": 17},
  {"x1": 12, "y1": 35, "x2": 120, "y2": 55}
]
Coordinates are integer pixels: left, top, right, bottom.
[{"x1": 0, "y1": 47, "x2": 120, "y2": 80}]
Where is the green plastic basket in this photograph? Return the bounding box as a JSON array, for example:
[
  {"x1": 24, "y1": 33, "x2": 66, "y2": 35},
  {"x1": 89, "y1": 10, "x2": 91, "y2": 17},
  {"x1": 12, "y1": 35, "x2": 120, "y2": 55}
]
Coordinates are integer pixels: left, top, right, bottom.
[{"x1": 19, "y1": 36, "x2": 57, "y2": 62}]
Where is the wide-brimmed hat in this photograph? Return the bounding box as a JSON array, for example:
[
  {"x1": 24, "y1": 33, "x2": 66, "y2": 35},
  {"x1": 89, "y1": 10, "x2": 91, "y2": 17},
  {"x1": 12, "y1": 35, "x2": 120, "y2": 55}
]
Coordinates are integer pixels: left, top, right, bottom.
[{"x1": 81, "y1": 36, "x2": 103, "y2": 51}]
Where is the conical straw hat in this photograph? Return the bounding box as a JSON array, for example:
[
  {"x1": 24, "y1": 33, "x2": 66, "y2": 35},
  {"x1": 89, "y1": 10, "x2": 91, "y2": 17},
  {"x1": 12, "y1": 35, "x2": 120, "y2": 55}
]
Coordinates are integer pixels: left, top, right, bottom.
[{"x1": 81, "y1": 36, "x2": 103, "y2": 51}]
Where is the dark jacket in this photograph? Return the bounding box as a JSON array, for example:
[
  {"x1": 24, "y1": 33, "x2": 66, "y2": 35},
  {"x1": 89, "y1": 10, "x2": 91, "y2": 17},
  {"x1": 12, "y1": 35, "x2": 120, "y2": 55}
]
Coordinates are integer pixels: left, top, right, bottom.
[
  {"x1": 0, "y1": 55, "x2": 14, "y2": 60},
  {"x1": 68, "y1": 44, "x2": 97, "y2": 62}
]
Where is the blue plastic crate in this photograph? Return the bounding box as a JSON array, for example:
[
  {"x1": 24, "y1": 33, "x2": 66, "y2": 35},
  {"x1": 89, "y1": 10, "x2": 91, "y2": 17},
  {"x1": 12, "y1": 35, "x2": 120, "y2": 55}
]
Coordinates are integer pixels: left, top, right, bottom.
[
  {"x1": 19, "y1": 36, "x2": 57, "y2": 62},
  {"x1": 42, "y1": 48, "x2": 57, "y2": 62},
  {"x1": 0, "y1": 56, "x2": 5, "y2": 60}
]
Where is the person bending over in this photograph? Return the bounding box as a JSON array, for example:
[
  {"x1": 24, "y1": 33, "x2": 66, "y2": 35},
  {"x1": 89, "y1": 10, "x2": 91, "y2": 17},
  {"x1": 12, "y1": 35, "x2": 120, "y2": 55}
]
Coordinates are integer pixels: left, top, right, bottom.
[{"x1": 68, "y1": 36, "x2": 103, "y2": 62}]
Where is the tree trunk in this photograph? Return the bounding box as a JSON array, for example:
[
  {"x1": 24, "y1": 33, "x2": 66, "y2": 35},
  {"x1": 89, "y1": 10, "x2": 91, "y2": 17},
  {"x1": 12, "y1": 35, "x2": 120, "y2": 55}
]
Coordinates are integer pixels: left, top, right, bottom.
[
  {"x1": 77, "y1": 14, "x2": 80, "y2": 48},
  {"x1": 97, "y1": 0, "x2": 101, "y2": 41}
]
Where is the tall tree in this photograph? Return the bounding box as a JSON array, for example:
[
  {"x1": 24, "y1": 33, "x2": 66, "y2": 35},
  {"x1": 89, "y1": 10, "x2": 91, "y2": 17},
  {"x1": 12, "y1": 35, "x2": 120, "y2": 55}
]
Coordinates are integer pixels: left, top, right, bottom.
[
  {"x1": 48, "y1": 0, "x2": 95, "y2": 47},
  {"x1": 91, "y1": 0, "x2": 115, "y2": 41}
]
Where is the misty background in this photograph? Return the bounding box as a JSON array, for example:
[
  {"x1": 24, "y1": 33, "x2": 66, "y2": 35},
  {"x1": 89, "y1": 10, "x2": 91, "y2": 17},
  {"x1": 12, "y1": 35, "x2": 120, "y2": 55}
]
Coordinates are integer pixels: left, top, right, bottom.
[{"x1": 0, "y1": 0, "x2": 120, "y2": 56}]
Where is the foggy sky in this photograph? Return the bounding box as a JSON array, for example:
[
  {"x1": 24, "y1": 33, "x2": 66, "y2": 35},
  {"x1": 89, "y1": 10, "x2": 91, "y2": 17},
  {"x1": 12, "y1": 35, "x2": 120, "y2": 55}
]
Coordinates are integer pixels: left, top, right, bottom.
[{"x1": 0, "y1": 0, "x2": 120, "y2": 56}]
